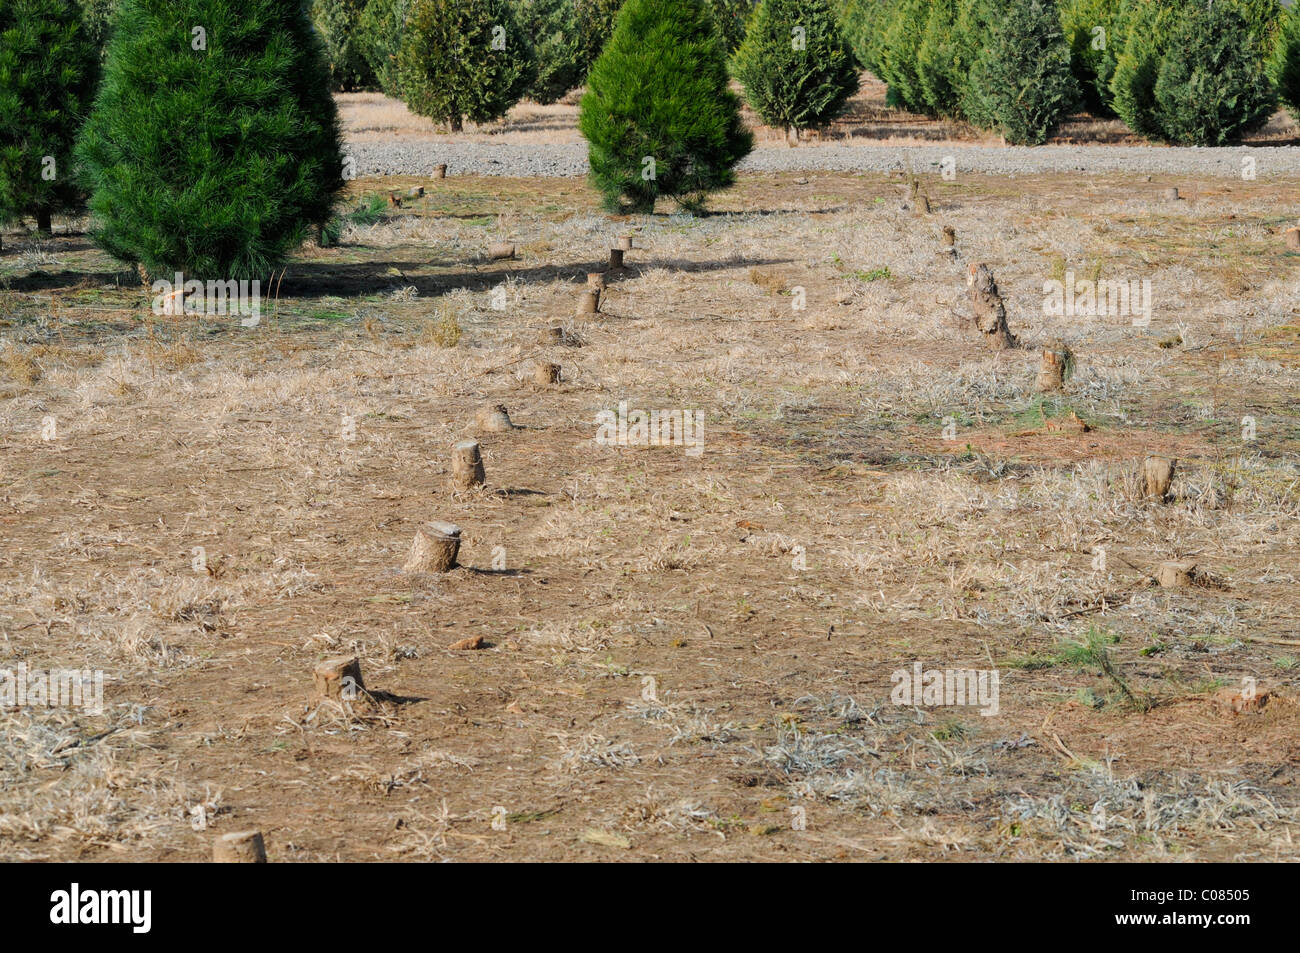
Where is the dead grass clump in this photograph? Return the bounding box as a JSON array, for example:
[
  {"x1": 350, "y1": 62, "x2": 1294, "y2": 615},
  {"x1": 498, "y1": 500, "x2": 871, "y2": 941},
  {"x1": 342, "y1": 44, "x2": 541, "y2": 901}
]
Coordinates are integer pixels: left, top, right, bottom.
[
  {"x1": 1, "y1": 342, "x2": 41, "y2": 383},
  {"x1": 423, "y1": 303, "x2": 463, "y2": 348}
]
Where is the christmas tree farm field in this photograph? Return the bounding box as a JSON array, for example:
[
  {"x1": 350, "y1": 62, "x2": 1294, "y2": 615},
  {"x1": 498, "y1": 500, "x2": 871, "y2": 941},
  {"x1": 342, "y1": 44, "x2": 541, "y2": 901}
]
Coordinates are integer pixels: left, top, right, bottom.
[{"x1": 1, "y1": 171, "x2": 1299, "y2": 861}]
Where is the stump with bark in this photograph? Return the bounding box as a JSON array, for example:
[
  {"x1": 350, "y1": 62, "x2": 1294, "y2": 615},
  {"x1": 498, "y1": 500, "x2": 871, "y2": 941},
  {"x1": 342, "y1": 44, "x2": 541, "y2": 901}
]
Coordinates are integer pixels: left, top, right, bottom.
[
  {"x1": 451, "y1": 439, "x2": 485, "y2": 490},
  {"x1": 403, "y1": 521, "x2": 462, "y2": 573},
  {"x1": 617, "y1": 235, "x2": 634, "y2": 251},
  {"x1": 941, "y1": 226, "x2": 956, "y2": 247},
  {"x1": 1140, "y1": 455, "x2": 1176, "y2": 502},
  {"x1": 577, "y1": 289, "x2": 599, "y2": 315},
  {"x1": 1286, "y1": 227, "x2": 1300, "y2": 251},
  {"x1": 1157, "y1": 559, "x2": 1196, "y2": 588},
  {"x1": 314, "y1": 655, "x2": 365, "y2": 701},
  {"x1": 587, "y1": 272, "x2": 606, "y2": 291},
  {"x1": 489, "y1": 243, "x2": 516, "y2": 261},
  {"x1": 434, "y1": 164, "x2": 447, "y2": 179},
  {"x1": 1162, "y1": 187, "x2": 1180, "y2": 202},
  {"x1": 534, "y1": 361, "x2": 560, "y2": 386},
  {"x1": 965, "y1": 263, "x2": 1017, "y2": 349},
  {"x1": 213, "y1": 831, "x2": 267, "y2": 863},
  {"x1": 476, "y1": 404, "x2": 515, "y2": 432},
  {"x1": 914, "y1": 194, "x2": 931, "y2": 216},
  {"x1": 1036, "y1": 340, "x2": 1074, "y2": 391},
  {"x1": 609, "y1": 248, "x2": 624, "y2": 269}
]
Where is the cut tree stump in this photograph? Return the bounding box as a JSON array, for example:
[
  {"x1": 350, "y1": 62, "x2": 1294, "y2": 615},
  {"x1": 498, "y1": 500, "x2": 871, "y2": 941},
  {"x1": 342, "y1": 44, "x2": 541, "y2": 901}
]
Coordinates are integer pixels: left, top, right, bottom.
[
  {"x1": 534, "y1": 361, "x2": 560, "y2": 386},
  {"x1": 1163, "y1": 187, "x2": 1180, "y2": 202},
  {"x1": 576, "y1": 289, "x2": 599, "y2": 315},
  {"x1": 489, "y1": 243, "x2": 516, "y2": 261},
  {"x1": 616, "y1": 235, "x2": 634, "y2": 251},
  {"x1": 449, "y1": 635, "x2": 485, "y2": 651},
  {"x1": 403, "y1": 521, "x2": 462, "y2": 573},
  {"x1": 388, "y1": 192, "x2": 402, "y2": 208},
  {"x1": 314, "y1": 655, "x2": 365, "y2": 701},
  {"x1": 476, "y1": 404, "x2": 515, "y2": 432},
  {"x1": 609, "y1": 248, "x2": 624, "y2": 269},
  {"x1": 914, "y1": 194, "x2": 931, "y2": 216},
  {"x1": 941, "y1": 226, "x2": 956, "y2": 247},
  {"x1": 451, "y1": 439, "x2": 485, "y2": 490},
  {"x1": 407, "y1": 186, "x2": 424, "y2": 199},
  {"x1": 1140, "y1": 455, "x2": 1177, "y2": 502},
  {"x1": 1157, "y1": 560, "x2": 1196, "y2": 588},
  {"x1": 1286, "y1": 227, "x2": 1300, "y2": 251},
  {"x1": 966, "y1": 263, "x2": 1017, "y2": 349},
  {"x1": 1036, "y1": 340, "x2": 1074, "y2": 391},
  {"x1": 213, "y1": 831, "x2": 267, "y2": 864},
  {"x1": 587, "y1": 272, "x2": 606, "y2": 291},
  {"x1": 433, "y1": 163, "x2": 447, "y2": 179}
]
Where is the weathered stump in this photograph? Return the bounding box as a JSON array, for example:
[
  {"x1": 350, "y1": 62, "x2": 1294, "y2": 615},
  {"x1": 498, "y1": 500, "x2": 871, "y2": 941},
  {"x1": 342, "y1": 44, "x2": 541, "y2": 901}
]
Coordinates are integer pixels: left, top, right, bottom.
[
  {"x1": 314, "y1": 655, "x2": 365, "y2": 701},
  {"x1": 577, "y1": 289, "x2": 599, "y2": 315},
  {"x1": 616, "y1": 235, "x2": 634, "y2": 252},
  {"x1": 914, "y1": 194, "x2": 931, "y2": 216},
  {"x1": 388, "y1": 192, "x2": 402, "y2": 208},
  {"x1": 489, "y1": 243, "x2": 516, "y2": 261},
  {"x1": 587, "y1": 272, "x2": 606, "y2": 291},
  {"x1": 1286, "y1": 227, "x2": 1300, "y2": 251},
  {"x1": 451, "y1": 439, "x2": 485, "y2": 490},
  {"x1": 433, "y1": 163, "x2": 447, "y2": 179},
  {"x1": 609, "y1": 248, "x2": 624, "y2": 269},
  {"x1": 534, "y1": 361, "x2": 560, "y2": 386},
  {"x1": 1162, "y1": 187, "x2": 1180, "y2": 202},
  {"x1": 475, "y1": 404, "x2": 515, "y2": 432},
  {"x1": 1157, "y1": 560, "x2": 1196, "y2": 588},
  {"x1": 1141, "y1": 455, "x2": 1176, "y2": 502},
  {"x1": 403, "y1": 521, "x2": 461, "y2": 573},
  {"x1": 941, "y1": 226, "x2": 956, "y2": 247},
  {"x1": 966, "y1": 263, "x2": 1017, "y2": 349},
  {"x1": 213, "y1": 831, "x2": 267, "y2": 863},
  {"x1": 1036, "y1": 340, "x2": 1074, "y2": 392},
  {"x1": 407, "y1": 186, "x2": 425, "y2": 199}
]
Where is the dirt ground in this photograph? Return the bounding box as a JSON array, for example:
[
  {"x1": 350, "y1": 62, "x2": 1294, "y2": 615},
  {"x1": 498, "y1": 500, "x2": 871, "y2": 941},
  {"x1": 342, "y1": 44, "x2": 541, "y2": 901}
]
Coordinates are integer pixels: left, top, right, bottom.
[
  {"x1": 337, "y1": 71, "x2": 1300, "y2": 147},
  {"x1": 1, "y1": 168, "x2": 1299, "y2": 861}
]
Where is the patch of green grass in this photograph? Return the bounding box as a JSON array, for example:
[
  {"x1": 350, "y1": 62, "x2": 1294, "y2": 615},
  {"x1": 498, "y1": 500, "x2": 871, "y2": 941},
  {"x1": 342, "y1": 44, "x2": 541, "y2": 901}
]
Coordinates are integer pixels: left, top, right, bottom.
[{"x1": 850, "y1": 266, "x2": 892, "y2": 282}]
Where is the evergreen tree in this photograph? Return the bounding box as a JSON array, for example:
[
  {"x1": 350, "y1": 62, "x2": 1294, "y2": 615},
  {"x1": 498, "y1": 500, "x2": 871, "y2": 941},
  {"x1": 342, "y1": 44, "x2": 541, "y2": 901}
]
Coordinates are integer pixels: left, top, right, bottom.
[
  {"x1": 1270, "y1": 0, "x2": 1300, "y2": 121},
  {"x1": 75, "y1": 0, "x2": 345, "y2": 279},
  {"x1": 398, "y1": 0, "x2": 534, "y2": 131},
  {"x1": 731, "y1": 0, "x2": 859, "y2": 142},
  {"x1": 578, "y1": 0, "x2": 752, "y2": 212},
  {"x1": 311, "y1": 0, "x2": 376, "y2": 91},
  {"x1": 0, "y1": 0, "x2": 99, "y2": 237},
  {"x1": 710, "y1": 0, "x2": 754, "y2": 54},
  {"x1": 574, "y1": 0, "x2": 623, "y2": 75},
  {"x1": 358, "y1": 0, "x2": 410, "y2": 97},
  {"x1": 875, "y1": 0, "x2": 930, "y2": 112},
  {"x1": 519, "y1": 0, "x2": 583, "y2": 104},
  {"x1": 966, "y1": 0, "x2": 1078, "y2": 143}
]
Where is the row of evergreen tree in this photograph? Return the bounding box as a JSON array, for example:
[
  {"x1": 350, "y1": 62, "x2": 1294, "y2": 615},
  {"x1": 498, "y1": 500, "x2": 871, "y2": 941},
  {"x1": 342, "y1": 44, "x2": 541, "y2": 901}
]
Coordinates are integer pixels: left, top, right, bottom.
[{"x1": 846, "y1": 0, "x2": 1300, "y2": 146}]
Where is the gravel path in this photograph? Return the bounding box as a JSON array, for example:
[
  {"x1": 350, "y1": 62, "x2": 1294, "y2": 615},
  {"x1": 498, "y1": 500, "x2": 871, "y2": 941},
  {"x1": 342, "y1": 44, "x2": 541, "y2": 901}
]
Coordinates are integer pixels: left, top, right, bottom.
[{"x1": 348, "y1": 140, "x2": 1300, "y2": 180}]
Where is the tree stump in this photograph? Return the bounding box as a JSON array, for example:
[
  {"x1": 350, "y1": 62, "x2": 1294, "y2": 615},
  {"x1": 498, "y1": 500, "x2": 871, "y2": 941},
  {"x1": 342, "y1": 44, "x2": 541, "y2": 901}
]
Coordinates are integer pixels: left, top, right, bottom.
[
  {"x1": 786, "y1": 125, "x2": 800, "y2": 147},
  {"x1": 1286, "y1": 227, "x2": 1300, "y2": 251},
  {"x1": 617, "y1": 235, "x2": 633, "y2": 251},
  {"x1": 1162, "y1": 187, "x2": 1180, "y2": 202},
  {"x1": 314, "y1": 655, "x2": 365, "y2": 701},
  {"x1": 965, "y1": 263, "x2": 1017, "y2": 349},
  {"x1": 1140, "y1": 455, "x2": 1176, "y2": 502},
  {"x1": 407, "y1": 186, "x2": 425, "y2": 199},
  {"x1": 433, "y1": 163, "x2": 447, "y2": 179},
  {"x1": 941, "y1": 226, "x2": 956, "y2": 247},
  {"x1": 451, "y1": 439, "x2": 485, "y2": 490},
  {"x1": 1036, "y1": 340, "x2": 1074, "y2": 392},
  {"x1": 489, "y1": 243, "x2": 516, "y2": 261},
  {"x1": 908, "y1": 178, "x2": 920, "y2": 201},
  {"x1": 587, "y1": 272, "x2": 606, "y2": 291},
  {"x1": 213, "y1": 831, "x2": 267, "y2": 864},
  {"x1": 576, "y1": 289, "x2": 599, "y2": 315},
  {"x1": 534, "y1": 361, "x2": 560, "y2": 386},
  {"x1": 403, "y1": 521, "x2": 461, "y2": 573},
  {"x1": 475, "y1": 404, "x2": 515, "y2": 432},
  {"x1": 1157, "y1": 560, "x2": 1196, "y2": 588},
  {"x1": 388, "y1": 192, "x2": 402, "y2": 208},
  {"x1": 914, "y1": 194, "x2": 931, "y2": 216},
  {"x1": 609, "y1": 248, "x2": 624, "y2": 269}
]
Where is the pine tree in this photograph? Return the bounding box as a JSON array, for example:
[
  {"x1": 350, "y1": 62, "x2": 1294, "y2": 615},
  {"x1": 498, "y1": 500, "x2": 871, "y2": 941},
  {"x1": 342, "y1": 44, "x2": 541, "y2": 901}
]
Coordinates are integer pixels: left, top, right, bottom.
[
  {"x1": 838, "y1": 0, "x2": 894, "y2": 77},
  {"x1": 397, "y1": 0, "x2": 534, "y2": 131},
  {"x1": 358, "y1": 0, "x2": 410, "y2": 97},
  {"x1": 1270, "y1": 0, "x2": 1300, "y2": 121},
  {"x1": 519, "y1": 0, "x2": 583, "y2": 104},
  {"x1": 311, "y1": 0, "x2": 376, "y2": 91},
  {"x1": 966, "y1": 0, "x2": 1078, "y2": 144},
  {"x1": 574, "y1": 0, "x2": 623, "y2": 74},
  {"x1": 875, "y1": 0, "x2": 930, "y2": 112},
  {"x1": 709, "y1": 0, "x2": 755, "y2": 54},
  {"x1": 915, "y1": 0, "x2": 970, "y2": 120},
  {"x1": 731, "y1": 0, "x2": 859, "y2": 142},
  {"x1": 75, "y1": 0, "x2": 345, "y2": 279},
  {"x1": 0, "y1": 0, "x2": 99, "y2": 238},
  {"x1": 578, "y1": 0, "x2": 752, "y2": 213}
]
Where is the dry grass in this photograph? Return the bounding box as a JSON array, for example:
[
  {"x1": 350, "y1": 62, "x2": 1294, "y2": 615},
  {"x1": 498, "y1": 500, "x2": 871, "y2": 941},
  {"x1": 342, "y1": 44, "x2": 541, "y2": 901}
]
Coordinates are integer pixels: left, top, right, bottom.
[{"x1": 1, "y1": 170, "x2": 1298, "y2": 861}]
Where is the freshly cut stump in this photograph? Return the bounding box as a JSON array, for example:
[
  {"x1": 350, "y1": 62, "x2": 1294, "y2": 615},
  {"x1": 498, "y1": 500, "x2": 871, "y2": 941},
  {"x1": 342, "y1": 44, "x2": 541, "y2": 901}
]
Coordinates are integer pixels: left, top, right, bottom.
[
  {"x1": 1157, "y1": 560, "x2": 1196, "y2": 588},
  {"x1": 314, "y1": 655, "x2": 365, "y2": 701},
  {"x1": 609, "y1": 248, "x2": 624, "y2": 269},
  {"x1": 535, "y1": 361, "x2": 560, "y2": 386},
  {"x1": 966, "y1": 263, "x2": 1017, "y2": 349},
  {"x1": 476, "y1": 404, "x2": 515, "y2": 432},
  {"x1": 577, "y1": 290, "x2": 599, "y2": 315},
  {"x1": 451, "y1": 439, "x2": 485, "y2": 490},
  {"x1": 213, "y1": 831, "x2": 267, "y2": 864},
  {"x1": 587, "y1": 272, "x2": 606, "y2": 291},
  {"x1": 1286, "y1": 227, "x2": 1300, "y2": 251},
  {"x1": 1141, "y1": 455, "x2": 1176, "y2": 502},
  {"x1": 449, "y1": 635, "x2": 485, "y2": 651},
  {"x1": 434, "y1": 163, "x2": 447, "y2": 179},
  {"x1": 407, "y1": 186, "x2": 425, "y2": 199},
  {"x1": 617, "y1": 235, "x2": 634, "y2": 251},
  {"x1": 1163, "y1": 187, "x2": 1180, "y2": 202},
  {"x1": 489, "y1": 243, "x2": 516, "y2": 261},
  {"x1": 914, "y1": 194, "x2": 931, "y2": 216},
  {"x1": 404, "y1": 521, "x2": 462, "y2": 573},
  {"x1": 1036, "y1": 340, "x2": 1073, "y2": 391}
]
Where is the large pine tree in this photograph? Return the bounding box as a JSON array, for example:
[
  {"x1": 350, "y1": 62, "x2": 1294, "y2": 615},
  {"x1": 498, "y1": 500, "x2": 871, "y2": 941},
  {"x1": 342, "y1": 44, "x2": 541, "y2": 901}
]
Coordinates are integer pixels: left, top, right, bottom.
[
  {"x1": 578, "y1": 0, "x2": 752, "y2": 213},
  {"x1": 75, "y1": 0, "x2": 345, "y2": 280},
  {"x1": 0, "y1": 0, "x2": 99, "y2": 239}
]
